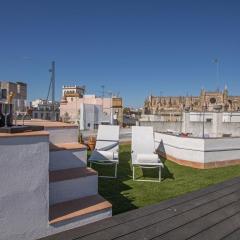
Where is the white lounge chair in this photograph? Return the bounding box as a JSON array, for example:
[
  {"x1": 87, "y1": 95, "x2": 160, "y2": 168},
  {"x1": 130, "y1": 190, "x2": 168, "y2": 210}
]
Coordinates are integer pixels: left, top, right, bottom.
[
  {"x1": 88, "y1": 125, "x2": 120, "y2": 178},
  {"x1": 131, "y1": 126, "x2": 164, "y2": 182}
]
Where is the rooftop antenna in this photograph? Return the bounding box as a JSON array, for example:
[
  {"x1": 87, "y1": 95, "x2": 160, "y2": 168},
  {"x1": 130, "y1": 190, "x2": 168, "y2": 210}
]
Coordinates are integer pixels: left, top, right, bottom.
[
  {"x1": 47, "y1": 61, "x2": 55, "y2": 110},
  {"x1": 107, "y1": 91, "x2": 113, "y2": 97},
  {"x1": 100, "y1": 85, "x2": 105, "y2": 118}
]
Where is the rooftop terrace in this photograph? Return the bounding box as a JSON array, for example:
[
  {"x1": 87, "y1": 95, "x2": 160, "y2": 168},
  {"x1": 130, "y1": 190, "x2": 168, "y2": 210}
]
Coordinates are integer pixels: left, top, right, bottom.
[
  {"x1": 16, "y1": 119, "x2": 77, "y2": 128},
  {"x1": 39, "y1": 175, "x2": 240, "y2": 240}
]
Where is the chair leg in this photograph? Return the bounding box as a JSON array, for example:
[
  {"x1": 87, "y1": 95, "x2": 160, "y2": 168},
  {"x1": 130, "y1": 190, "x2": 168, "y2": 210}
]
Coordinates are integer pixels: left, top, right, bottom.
[
  {"x1": 159, "y1": 166, "x2": 161, "y2": 182},
  {"x1": 133, "y1": 165, "x2": 162, "y2": 182},
  {"x1": 133, "y1": 165, "x2": 135, "y2": 180},
  {"x1": 115, "y1": 163, "x2": 118, "y2": 178}
]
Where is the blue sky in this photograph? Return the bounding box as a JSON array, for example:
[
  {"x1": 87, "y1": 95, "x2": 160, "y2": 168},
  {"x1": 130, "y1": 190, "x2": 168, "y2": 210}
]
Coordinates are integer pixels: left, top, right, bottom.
[{"x1": 1, "y1": 0, "x2": 240, "y2": 107}]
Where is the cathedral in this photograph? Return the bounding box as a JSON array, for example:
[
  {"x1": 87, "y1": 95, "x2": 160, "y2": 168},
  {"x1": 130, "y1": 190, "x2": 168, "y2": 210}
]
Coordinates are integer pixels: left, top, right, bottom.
[{"x1": 144, "y1": 87, "x2": 240, "y2": 115}]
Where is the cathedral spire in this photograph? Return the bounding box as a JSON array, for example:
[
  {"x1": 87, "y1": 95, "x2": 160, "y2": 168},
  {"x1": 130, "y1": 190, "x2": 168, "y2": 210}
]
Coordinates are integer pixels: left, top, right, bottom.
[{"x1": 223, "y1": 84, "x2": 228, "y2": 98}]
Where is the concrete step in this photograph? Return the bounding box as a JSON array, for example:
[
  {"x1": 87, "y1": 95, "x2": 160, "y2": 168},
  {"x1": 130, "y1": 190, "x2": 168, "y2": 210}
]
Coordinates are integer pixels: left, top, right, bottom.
[
  {"x1": 48, "y1": 127, "x2": 79, "y2": 145},
  {"x1": 49, "y1": 167, "x2": 98, "y2": 205},
  {"x1": 49, "y1": 194, "x2": 112, "y2": 226},
  {"x1": 49, "y1": 143, "x2": 87, "y2": 151},
  {"x1": 49, "y1": 143, "x2": 87, "y2": 170}
]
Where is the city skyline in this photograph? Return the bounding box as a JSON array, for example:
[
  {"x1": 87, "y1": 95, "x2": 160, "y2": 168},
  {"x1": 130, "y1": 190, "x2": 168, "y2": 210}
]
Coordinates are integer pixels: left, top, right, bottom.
[{"x1": 1, "y1": 0, "x2": 240, "y2": 107}]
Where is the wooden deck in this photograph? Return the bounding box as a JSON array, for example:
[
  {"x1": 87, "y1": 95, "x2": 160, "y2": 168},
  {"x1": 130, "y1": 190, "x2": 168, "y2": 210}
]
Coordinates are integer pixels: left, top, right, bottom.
[{"x1": 39, "y1": 176, "x2": 240, "y2": 240}]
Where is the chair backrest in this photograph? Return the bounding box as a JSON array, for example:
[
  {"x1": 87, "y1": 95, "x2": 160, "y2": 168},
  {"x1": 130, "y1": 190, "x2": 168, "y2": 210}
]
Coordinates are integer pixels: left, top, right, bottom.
[
  {"x1": 95, "y1": 125, "x2": 120, "y2": 152},
  {"x1": 131, "y1": 126, "x2": 155, "y2": 155}
]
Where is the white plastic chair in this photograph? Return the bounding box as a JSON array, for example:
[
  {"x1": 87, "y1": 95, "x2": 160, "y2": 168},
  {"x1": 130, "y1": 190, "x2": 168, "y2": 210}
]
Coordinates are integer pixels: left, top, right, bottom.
[
  {"x1": 131, "y1": 126, "x2": 163, "y2": 182},
  {"x1": 88, "y1": 125, "x2": 120, "y2": 178}
]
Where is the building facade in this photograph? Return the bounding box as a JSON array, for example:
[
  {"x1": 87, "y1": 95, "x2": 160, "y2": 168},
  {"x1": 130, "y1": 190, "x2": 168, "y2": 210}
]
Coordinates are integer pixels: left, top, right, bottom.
[
  {"x1": 30, "y1": 99, "x2": 60, "y2": 121},
  {"x1": 62, "y1": 85, "x2": 85, "y2": 98},
  {"x1": 60, "y1": 85, "x2": 123, "y2": 128},
  {"x1": 144, "y1": 87, "x2": 240, "y2": 116},
  {"x1": 140, "y1": 111, "x2": 240, "y2": 138},
  {"x1": 0, "y1": 81, "x2": 27, "y2": 112}
]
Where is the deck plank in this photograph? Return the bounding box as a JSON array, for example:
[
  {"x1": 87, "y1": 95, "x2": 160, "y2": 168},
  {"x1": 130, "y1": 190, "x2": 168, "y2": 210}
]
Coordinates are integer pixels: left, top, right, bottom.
[
  {"x1": 154, "y1": 199, "x2": 240, "y2": 239},
  {"x1": 188, "y1": 212, "x2": 240, "y2": 240},
  {"x1": 115, "y1": 190, "x2": 240, "y2": 240},
  {"x1": 75, "y1": 185, "x2": 240, "y2": 240},
  {"x1": 38, "y1": 177, "x2": 240, "y2": 240},
  {"x1": 221, "y1": 228, "x2": 240, "y2": 240}
]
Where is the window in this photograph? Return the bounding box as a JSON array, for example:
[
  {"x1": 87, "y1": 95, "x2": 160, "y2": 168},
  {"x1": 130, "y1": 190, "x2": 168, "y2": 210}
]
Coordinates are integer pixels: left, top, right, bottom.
[{"x1": 210, "y1": 98, "x2": 216, "y2": 104}]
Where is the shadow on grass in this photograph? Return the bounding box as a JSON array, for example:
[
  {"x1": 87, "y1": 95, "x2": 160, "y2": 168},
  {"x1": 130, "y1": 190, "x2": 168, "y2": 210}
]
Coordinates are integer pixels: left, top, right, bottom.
[
  {"x1": 133, "y1": 155, "x2": 175, "y2": 181},
  {"x1": 88, "y1": 145, "x2": 175, "y2": 214},
  {"x1": 161, "y1": 158, "x2": 175, "y2": 180},
  {"x1": 88, "y1": 148, "x2": 137, "y2": 215},
  {"x1": 139, "y1": 165, "x2": 174, "y2": 181}
]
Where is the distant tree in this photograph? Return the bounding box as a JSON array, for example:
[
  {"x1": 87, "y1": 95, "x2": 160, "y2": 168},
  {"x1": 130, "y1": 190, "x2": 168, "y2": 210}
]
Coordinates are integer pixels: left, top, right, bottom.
[{"x1": 123, "y1": 107, "x2": 130, "y2": 115}]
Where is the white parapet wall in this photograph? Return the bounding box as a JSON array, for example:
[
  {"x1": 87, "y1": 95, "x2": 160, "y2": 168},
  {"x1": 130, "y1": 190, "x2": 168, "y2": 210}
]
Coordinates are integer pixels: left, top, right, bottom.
[
  {"x1": 204, "y1": 137, "x2": 240, "y2": 165},
  {"x1": 140, "y1": 112, "x2": 240, "y2": 138},
  {"x1": 47, "y1": 127, "x2": 78, "y2": 144},
  {"x1": 222, "y1": 112, "x2": 240, "y2": 122},
  {"x1": 155, "y1": 132, "x2": 240, "y2": 168},
  {"x1": 15, "y1": 120, "x2": 79, "y2": 144},
  {"x1": 0, "y1": 131, "x2": 50, "y2": 240},
  {"x1": 155, "y1": 132, "x2": 205, "y2": 165}
]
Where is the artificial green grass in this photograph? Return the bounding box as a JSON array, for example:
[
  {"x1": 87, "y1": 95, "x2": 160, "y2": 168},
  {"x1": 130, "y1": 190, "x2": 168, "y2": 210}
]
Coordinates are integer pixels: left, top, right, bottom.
[{"x1": 89, "y1": 144, "x2": 240, "y2": 215}]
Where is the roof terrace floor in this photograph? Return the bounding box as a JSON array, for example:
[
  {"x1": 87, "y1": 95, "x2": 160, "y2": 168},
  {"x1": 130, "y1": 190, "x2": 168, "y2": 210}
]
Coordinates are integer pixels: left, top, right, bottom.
[
  {"x1": 39, "y1": 176, "x2": 240, "y2": 240},
  {"x1": 16, "y1": 119, "x2": 77, "y2": 128}
]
